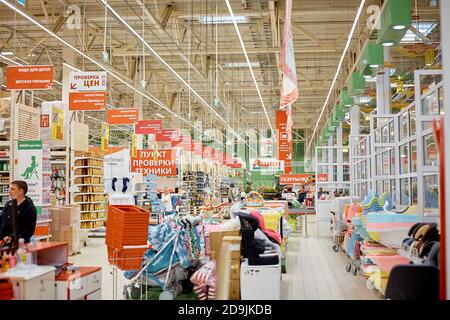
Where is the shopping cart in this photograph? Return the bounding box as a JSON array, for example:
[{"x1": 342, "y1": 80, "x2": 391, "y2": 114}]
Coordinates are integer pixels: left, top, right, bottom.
[{"x1": 330, "y1": 211, "x2": 347, "y2": 252}]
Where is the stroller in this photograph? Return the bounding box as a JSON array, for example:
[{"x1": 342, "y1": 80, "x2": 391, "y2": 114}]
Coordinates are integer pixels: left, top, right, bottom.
[
  {"x1": 330, "y1": 211, "x2": 347, "y2": 252},
  {"x1": 123, "y1": 217, "x2": 203, "y2": 300}
]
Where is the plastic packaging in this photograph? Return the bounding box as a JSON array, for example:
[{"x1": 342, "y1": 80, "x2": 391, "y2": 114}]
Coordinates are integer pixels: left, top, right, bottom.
[{"x1": 16, "y1": 238, "x2": 27, "y2": 265}]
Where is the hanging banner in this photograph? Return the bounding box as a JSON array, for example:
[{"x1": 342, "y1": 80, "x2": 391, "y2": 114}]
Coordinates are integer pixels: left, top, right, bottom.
[
  {"x1": 276, "y1": 110, "x2": 288, "y2": 131},
  {"x1": 69, "y1": 91, "x2": 107, "y2": 111},
  {"x1": 131, "y1": 149, "x2": 177, "y2": 176},
  {"x1": 317, "y1": 174, "x2": 329, "y2": 182},
  {"x1": 6, "y1": 65, "x2": 54, "y2": 91},
  {"x1": 17, "y1": 141, "x2": 43, "y2": 214},
  {"x1": 193, "y1": 142, "x2": 203, "y2": 156},
  {"x1": 131, "y1": 134, "x2": 137, "y2": 157},
  {"x1": 135, "y1": 120, "x2": 162, "y2": 134},
  {"x1": 101, "y1": 123, "x2": 109, "y2": 152},
  {"x1": 280, "y1": 173, "x2": 315, "y2": 185},
  {"x1": 107, "y1": 108, "x2": 139, "y2": 125},
  {"x1": 51, "y1": 105, "x2": 64, "y2": 141},
  {"x1": 69, "y1": 71, "x2": 107, "y2": 91},
  {"x1": 250, "y1": 158, "x2": 284, "y2": 172},
  {"x1": 155, "y1": 129, "x2": 178, "y2": 142}
]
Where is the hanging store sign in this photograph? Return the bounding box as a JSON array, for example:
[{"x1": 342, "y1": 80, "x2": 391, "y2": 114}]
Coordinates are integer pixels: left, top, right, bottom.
[
  {"x1": 107, "y1": 108, "x2": 139, "y2": 125},
  {"x1": 135, "y1": 120, "x2": 162, "y2": 134},
  {"x1": 155, "y1": 129, "x2": 178, "y2": 142},
  {"x1": 280, "y1": 174, "x2": 315, "y2": 185},
  {"x1": 131, "y1": 135, "x2": 137, "y2": 157},
  {"x1": 69, "y1": 91, "x2": 107, "y2": 111},
  {"x1": 69, "y1": 71, "x2": 107, "y2": 91},
  {"x1": 317, "y1": 174, "x2": 328, "y2": 182},
  {"x1": 131, "y1": 149, "x2": 177, "y2": 176},
  {"x1": 40, "y1": 115, "x2": 49, "y2": 128},
  {"x1": 6, "y1": 65, "x2": 54, "y2": 91},
  {"x1": 51, "y1": 105, "x2": 64, "y2": 141},
  {"x1": 250, "y1": 158, "x2": 284, "y2": 172},
  {"x1": 17, "y1": 140, "x2": 43, "y2": 214},
  {"x1": 276, "y1": 110, "x2": 288, "y2": 131},
  {"x1": 101, "y1": 123, "x2": 109, "y2": 152}
]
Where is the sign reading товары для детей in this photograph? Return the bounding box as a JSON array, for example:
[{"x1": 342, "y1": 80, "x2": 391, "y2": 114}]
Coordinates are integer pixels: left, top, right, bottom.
[{"x1": 17, "y1": 140, "x2": 43, "y2": 214}]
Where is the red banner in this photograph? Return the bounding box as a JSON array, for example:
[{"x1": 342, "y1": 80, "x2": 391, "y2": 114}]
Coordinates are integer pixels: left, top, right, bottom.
[
  {"x1": 135, "y1": 120, "x2": 162, "y2": 134},
  {"x1": 107, "y1": 108, "x2": 139, "y2": 125},
  {"x1": 276, "y1": 110, "x2": 287, "y2": 131},
  {"x1": 280, "y1": 174, "x2": 315, "y2": 185},
  {"x1": 131, "y1": 149, "x2": 177, "y2": 176},
  {"x1": 6, "y1": 65, "x2": 54, "y2": 91},
  {"x1": 193, "y1": 142, "x2": 203, "y2": 155},
  {"x1": 69, "y1": 91, "x2": 107, "y2": 111},
  {"x1": 276, "y1": 109, "x2": 293, "y2": 173},
  {"x1": 317, "y1": 174, "x2": 328, "y2": 182},
  {"x1": 155, "y1": 129, "x2": 178, "y2": 142}
]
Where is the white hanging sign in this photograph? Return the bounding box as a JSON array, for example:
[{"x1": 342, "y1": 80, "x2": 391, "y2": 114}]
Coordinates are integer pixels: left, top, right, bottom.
[{"x1": 69, "y1": 71, "x2": 107, "y2": 91}]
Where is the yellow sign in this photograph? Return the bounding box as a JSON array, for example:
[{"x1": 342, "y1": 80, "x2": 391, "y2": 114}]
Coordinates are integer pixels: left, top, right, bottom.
[
  {"x1": 101, "y1": 123, "x2": 109, "y2": 152},
  {"x1": 131, "y1": 134, "x2": 137, "y2": 157},
  {"x1": 51, "y1": 106, "x2": 64, "y2": 141}
]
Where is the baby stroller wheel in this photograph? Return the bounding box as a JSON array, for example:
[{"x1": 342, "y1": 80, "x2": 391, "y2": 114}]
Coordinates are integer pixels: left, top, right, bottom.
[
  {"x1": 332, "y1": 244, "x2": 339, "y2": 252},
  {"x1": 352, "y1": 266, "x2": 358, "y2": 276},
  {"x1": 174, "y1": 283, "x2": 183, "y2": 295},
  {"x1": 345, "y1": 263, "x2": 351, "y2": 272},
  {"x1": 130, "y1": 285, "x2": 142, "y2": 300},
  {"x1": 159, "y1": 289, "x2": 176, "y2": 300}
]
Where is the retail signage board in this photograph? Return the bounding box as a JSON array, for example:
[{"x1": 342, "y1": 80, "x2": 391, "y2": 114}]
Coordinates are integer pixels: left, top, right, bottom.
[
  {"x1": 155, "y1": 129, "x2": 178, "y2": 142},
  {"x1": 51, "y1": 105, "x2": 64, "y2": 141},
  {"x1": 317, "y1": 174, "x2": 328, "y2": 182},
  {"x1": 69, "y1": 71, "x2": 107, "y2": 91},
  {"x1": 104, "y1": 148, "x2": 131, "y2": 194},
  {"x1": 131, "y1": 135, "x2": 137, "y2": 157},
  {"x1": 107, "y1": 108, "x2": 139, "y2": 125},
  {"x1": 280, "y1": 174, "x2": 315, "y2": 185},
  {"x1": 135, "y1": 120, "x2": 162, "y2": 135},
  {"x1": 6, "y1": 65, "x2": 54, "y2": 91},
  {"x1": 101, "y1": 123, "x2": 109, "y2": 152},
  {"x1": 16, "y1": 140, "x2": 43, "y2": 214},
  {"x1": 250, "y1": 158, "x2": 284, "y2": 172},
  {"x1": 40, "y1": 114, "x2": 49, "y2": 128},
  {"x1": 131, "y1": 149, "x2": 177, "y2": 176},
  {"x1": 69, "y1": 91, "x2": 107, "y2": 111},
  {"x1": 276, "y1": 110, "x2": 288, "y2": 131}
]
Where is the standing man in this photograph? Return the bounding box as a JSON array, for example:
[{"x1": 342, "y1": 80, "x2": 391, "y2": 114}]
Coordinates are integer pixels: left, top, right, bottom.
[
  {"x1": 161, "y1": 187, "x2": 174, "y2": 215},
  {"x1": 0, "y1": 181, "x2": 37, "y2": 243},
  {"x1": 298, "y1": 185, "x2": 308, "y2": 205}
]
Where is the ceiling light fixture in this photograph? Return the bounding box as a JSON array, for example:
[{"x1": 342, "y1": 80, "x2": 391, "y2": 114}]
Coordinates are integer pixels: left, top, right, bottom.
[
  {"x1": 369, "y1": 64, "x2": 379, "y2": 68},
  {"x1": 382, "y1": 41, "x2": 395, "y2": 47},
  {"x1": 99, "y1": 0, "x2": 251, "y2": 151},
  {"x1": 393, "y1": 25, "x2": 406, "y2": 30},
  {"x1": 306, "y1": 0, "x2": 367, "y2": 156},
  {"x1": 1, "y1": 51, "x2": 13, "y2": 56},
  {"x1": 156, "y1": 113, "x2": 165, "y2": 118},
  {"x1": 225, "y1": 0, "x2": 275, "y2": 138}
]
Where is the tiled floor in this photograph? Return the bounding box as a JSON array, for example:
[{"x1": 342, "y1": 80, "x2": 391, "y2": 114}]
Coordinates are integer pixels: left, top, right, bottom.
[{"x1": 69, "y1": 215, "x2": 381, "y2": 300}]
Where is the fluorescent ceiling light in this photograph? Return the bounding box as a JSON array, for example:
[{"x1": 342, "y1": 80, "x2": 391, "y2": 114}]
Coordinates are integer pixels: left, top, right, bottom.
[
  {"x1": 198, "y1": 15, "x2": 248, "y2": 24},
  {"x1": 1, "y1": 51, "x2": 13, "y2": 56},
  {"x1": 223, "y1": 62, "x2": 260, "y2": 68},
  {"x1": 225, "y1": 0, "x2": 275, "y2": 138},
  {"x1": 382, "y1": 42, "x2": 394, "y2": 47},
  {"x1": 306, "y1": 0, "x2": 366, "y2": 156},
  {"x1": 100, "y1": 0, "x2": 251, "y2": 151},
  {"x1": 355, "y1": 96, "x2": 372, "y2": 104},
  {"x1": 369, "y1": 64, "x2": 379, "y2": 68},
  {"x1": 393, "y1": 25, "x2": 406, "y2": 30},
  {"x1": 401, "y1": 21, "x2": 437, "y2": 43},
  {"x1": 364, "y1": 76, "x2": 377, "y2": 82},
  {"x1": 156, "y1": 113, "x2": 165, "y2": 118}
]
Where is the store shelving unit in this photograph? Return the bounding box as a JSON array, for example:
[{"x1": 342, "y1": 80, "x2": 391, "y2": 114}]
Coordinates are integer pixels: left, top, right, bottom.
[
  {"x1": 50, "y1": 147, "x2": 69, "y2": 206},
  {"x1": 181, "y1": 171, "x2": 208, "y2": 215},
  {"x1": 0, "y1": 98, "x2": 11, "y2": 210},
  {"x1": 71, "y1": 151, "x2": 105, "y2": 234}
]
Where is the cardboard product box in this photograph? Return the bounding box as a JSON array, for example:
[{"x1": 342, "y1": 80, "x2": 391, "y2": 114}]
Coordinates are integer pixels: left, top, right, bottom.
[
  {"x1": 209, "y1": 230, "x2": 240, "y2": 253},
  {"x1": 223, "y1": 236, "x2": 242, "y2": 261},
  {"x1": 230, "y1": 261, "x2": 240, "y2": 280},
  {"x1": 229, "y1": 280, "x2": 240, "y2": 300}
]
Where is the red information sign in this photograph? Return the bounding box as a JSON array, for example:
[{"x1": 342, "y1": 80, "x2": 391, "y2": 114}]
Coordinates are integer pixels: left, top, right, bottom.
[
  {"x1": 131, "y1": 149, "x2": 177, "y2": 176},
  {"x1": 280, "y1": 174, "x2": 315, "y2": 185},
  {"x1": 155, "y1": 129, "x2": 178, "y2": 142},
  {"x1": 107, "y1": 108, "x2": 139, "y2": 125},
  {"x1": 135, "y1": 120, "x2": 162, "y2": 134},
  {"x1": 276, "y1": 110, "x2": 287, "y2": 131},
  {"x1": 69, "y1": 91, "x2": 107, "y2": 111},
  {"x1": 40, "y1": 114, "x2": 50, "y2": 128},
  {"x1": 317, "y1": 174, "x2": 328, "y2": 182},
  {"x1": 6, "y1": 65, "x2": 54, "y2": 91}
]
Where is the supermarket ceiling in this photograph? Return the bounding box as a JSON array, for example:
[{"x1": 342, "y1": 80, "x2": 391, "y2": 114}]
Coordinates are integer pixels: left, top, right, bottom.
[{"x1": 0, "y1": 0, "x2": 442, "y2": 140}]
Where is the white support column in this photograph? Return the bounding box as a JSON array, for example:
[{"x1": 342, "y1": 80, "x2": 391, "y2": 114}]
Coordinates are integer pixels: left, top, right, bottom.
[
  {"x1": 350, "y1": 105, "x2": 360, "y2": 135},
  {"x1": 328, "y1": 135, "x2": 334, "y2": 183},
  {"x1": 376, "y1": 47, "x2": 392, "y2": 115},
  {"x1": 441, "y1": 0, "x2": 450, "y2": 300},
  {"x1": 337, "y1": 123, "x2": 343, "y2": 183}
]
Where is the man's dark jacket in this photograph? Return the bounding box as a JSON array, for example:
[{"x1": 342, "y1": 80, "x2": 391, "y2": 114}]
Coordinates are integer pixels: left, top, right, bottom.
[{"x1": 0, "y1": 197, "x2": 37, "y2": 243}]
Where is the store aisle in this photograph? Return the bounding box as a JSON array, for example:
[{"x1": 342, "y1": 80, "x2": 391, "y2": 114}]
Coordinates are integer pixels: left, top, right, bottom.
[
  {"x1": 281, "y1": 234, "x2": 382, "y2": 300},
  {"x1": 69, "y1": 239, "x2": 127, "y2": 300}
]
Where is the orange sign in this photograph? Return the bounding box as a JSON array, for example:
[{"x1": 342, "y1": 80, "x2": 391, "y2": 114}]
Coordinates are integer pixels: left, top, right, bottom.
[
  {"x1": 131, "y1": 149, "x2": 177, "y2": 176},
  {"x1": 69, "y1": 91, "x2": 107, "y2": 111},
  {"x1": 135, "y1": 120, "x2": 162, "y2": 134},
  {"x1": 317, "y1": 174, "x2": 328, "y2": 182},
  {"x1": 40, "y1": 115, "x2": 50, "y2": 128},
  {"x1": 280, "y1": 174, "x2": 315, "y2": 185},
  {"x1": 276, "y1": 110, "x2": 287, "y2": 131},
  {"x1": 107, "y1": 108, "x2": 139, "y2": 125},
  {"x1": 6, "y1": 65, "x2": 54, "y2": 90}
]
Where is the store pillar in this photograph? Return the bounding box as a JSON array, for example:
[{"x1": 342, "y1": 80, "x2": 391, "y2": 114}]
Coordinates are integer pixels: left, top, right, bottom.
[
  {"x1": 376, "y1": 47, "x2": 391, "y2": 115},
  {"x1": 336, "y1": 123, "x2": 343, "y2": 183}
]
